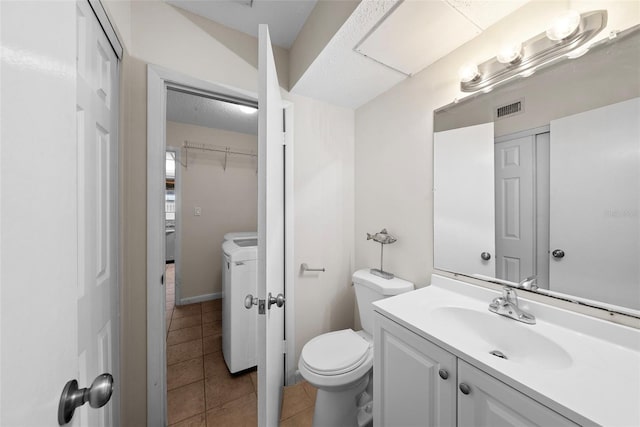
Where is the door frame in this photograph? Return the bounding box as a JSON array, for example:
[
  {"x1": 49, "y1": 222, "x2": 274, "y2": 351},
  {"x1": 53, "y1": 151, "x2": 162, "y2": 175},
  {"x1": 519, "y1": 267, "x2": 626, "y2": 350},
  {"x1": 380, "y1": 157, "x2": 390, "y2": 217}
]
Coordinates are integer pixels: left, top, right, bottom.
[
  {"x1": 165, "y1": 146, "x2": 182, "y2": 304},
  {"x1": 146, "y1": 65, "x2": 296, "y2": 426}
]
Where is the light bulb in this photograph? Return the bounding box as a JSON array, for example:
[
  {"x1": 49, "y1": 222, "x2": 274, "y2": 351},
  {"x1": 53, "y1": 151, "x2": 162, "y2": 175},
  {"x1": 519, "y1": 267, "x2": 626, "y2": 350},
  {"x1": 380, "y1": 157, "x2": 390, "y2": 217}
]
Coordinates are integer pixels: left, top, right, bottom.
[
  {"x1": 458, "y1": 63, "x2": 480, "y2": 83},
  {"x1": 496, "y1": 42, "x2": 523, "y2": 65},
  {"x1": 546, "y1": 10, "x2": 581, "y2": 41}
]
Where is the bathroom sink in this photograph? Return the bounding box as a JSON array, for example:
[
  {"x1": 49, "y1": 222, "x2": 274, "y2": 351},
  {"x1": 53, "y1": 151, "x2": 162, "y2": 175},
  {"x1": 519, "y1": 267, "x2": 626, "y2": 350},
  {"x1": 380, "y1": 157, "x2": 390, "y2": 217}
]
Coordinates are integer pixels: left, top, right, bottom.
[{"x1": 430, "y1": 307, "x2": 573, "y2": 370}]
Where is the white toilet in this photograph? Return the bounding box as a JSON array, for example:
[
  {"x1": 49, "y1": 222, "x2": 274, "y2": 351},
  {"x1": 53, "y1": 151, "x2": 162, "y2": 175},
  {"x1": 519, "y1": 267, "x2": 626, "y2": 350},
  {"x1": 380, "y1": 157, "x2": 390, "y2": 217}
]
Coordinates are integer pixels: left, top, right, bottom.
[{"x1": 298, "y1": 269, "x2": 414, "y2": 427}]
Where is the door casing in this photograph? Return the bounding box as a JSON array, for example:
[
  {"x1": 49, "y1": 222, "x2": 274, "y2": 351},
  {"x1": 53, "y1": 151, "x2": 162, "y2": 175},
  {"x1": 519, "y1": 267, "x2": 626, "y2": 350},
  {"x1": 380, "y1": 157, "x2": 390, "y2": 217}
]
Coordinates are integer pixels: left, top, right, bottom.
[{"x1": 146, "y1": 65, "x2": 296, "y2": 426}]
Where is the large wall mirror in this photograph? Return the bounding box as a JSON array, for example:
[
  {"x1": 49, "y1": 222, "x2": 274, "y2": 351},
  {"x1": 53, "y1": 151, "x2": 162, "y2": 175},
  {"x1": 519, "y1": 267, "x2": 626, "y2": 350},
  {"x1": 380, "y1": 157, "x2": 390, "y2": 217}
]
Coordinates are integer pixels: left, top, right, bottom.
[{"x1": 433, "y1": 25, "x2": 640, "y2": 316}]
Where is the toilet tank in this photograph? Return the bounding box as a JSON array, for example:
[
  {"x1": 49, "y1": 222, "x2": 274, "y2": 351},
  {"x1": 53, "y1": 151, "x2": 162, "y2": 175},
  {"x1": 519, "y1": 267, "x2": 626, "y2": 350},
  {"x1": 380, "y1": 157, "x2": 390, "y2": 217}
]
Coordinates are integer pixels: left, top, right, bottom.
[{"x1": 353, "y1": 269, "x2": 414, "y2": 334}]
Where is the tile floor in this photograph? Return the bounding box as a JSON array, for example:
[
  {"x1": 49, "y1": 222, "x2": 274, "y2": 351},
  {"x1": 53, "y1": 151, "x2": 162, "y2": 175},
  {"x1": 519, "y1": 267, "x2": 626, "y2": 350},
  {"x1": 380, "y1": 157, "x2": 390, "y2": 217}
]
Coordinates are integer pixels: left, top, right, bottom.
[{"x1": 165, "y1": 263, "x2": 316, "y2": 426}]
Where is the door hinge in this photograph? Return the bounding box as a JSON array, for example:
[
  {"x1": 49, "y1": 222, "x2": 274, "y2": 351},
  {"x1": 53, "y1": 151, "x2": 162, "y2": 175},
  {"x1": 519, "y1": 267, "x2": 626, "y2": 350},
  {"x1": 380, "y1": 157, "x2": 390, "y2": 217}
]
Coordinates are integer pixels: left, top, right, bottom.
[
  {"x1": 161, "y1": 274, "x2": 164, "y2": 286},
  {"x1": 282, "y1": 340, "x2": 287, "y2": 354},
  {"x1": 282, "y1": 108, "x2": 286, "y2": 132}
]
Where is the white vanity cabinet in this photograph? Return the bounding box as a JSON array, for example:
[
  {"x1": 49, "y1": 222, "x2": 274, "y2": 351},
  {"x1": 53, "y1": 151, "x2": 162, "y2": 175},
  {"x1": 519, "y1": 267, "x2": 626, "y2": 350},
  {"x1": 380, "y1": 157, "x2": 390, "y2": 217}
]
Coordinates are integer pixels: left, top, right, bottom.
[
  {"x1": 457, "y1": 360, "x2": 578, "y2": 427},
  {"x1": 374, "y1": 312, "x2": 456, "y2": 427},
  {"x1": 374, "y1": 313, "x2": 578, "y2": 427}
]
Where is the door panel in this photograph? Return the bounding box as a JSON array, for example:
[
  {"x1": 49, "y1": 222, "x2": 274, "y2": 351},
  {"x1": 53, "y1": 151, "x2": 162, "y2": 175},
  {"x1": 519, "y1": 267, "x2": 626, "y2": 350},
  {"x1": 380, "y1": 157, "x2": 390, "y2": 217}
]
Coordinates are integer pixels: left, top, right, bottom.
[
  {"x1": 76, "y1": 1, "x2": 120, "y2": 424},
  {"x1": 374, "y1": 314, "x2": 456, "y2": 427},
  {"x1": 549, "y1": 98, "x2": 640, "y2": 308},
  {"x1": 0, "y1": 1, "x2": 119, "y2": 424},
  {"x1": 458, "y1": 360, "x2": 577, "y2": 427},
  {"x1": 257, "y1": 25, "x2": 285, "y2": 426},
  {"x1": 1, "y1": 1, "x2": 78, "y2": 424},
  {"x1": 434, "y1": 123, "x2": 495, "y2": 277},
  {"x1": 495, "y1": 136, "x2": 535, "y2": 282}
]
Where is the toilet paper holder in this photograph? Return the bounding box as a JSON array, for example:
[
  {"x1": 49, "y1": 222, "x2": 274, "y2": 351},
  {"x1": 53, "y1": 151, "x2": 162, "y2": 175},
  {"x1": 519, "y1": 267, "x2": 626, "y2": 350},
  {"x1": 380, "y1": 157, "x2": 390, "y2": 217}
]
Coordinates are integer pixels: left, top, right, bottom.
[{"x1": 301, "y1": 263, "x2": 325, "y2": 273}]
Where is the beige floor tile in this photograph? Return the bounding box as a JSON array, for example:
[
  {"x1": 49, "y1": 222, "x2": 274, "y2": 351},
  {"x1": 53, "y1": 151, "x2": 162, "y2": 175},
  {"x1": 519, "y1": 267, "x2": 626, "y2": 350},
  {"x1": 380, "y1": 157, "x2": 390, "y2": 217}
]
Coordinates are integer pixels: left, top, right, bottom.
[
  {"x1": 302, "y1": 381, "x2": 317, "y2": 402},
  {"x1": 167, "y1": 357, "x2": 204, "y2": 390},
  {"x1": 167, "y1": 339, "x2": 203, "y2": 366},
  {"x1": 203, "y1": 335, "x2": 222, "y2": 355},
  {"x1": 173, "y1": 304, "x2": 202, "y2": 319},
  {"x1": 204, "y1": 371, "x2": 254, "y2": 409},
  {"x1": 169, "y1": 412, "x2": 206, "y2": 427},
  {"x1": 279, "y1": 406, "x2": 313, "y2": 427},
  {"x1": 202, "y1": 310, "x2": 222, "y2": 323},
  {"x1": 202, "y1": 320, "x2": 222, "y2": 338},
  {"x1": 170, "y1": 313, "x2": 202, "y2": 331},
  {"x1": 167, "y1": 381, "x2": 205, "y2": 425},
  {"x1": 166, "y1": 312, "x2": 173, "y2": 333},
  {"x1": 203, "y1": 352, "x2": 229, "y2": 379},
  {"x1": 206, "y1": 392, "x2": 257, "y2": 427},
  {"x1": 201, "y1": 300, "x2": 215, "y2": 313},
  {"x1": 167, "y1": 325, "x2": 202, "y2": 346},
  {"x1": 280, "y1": 381, "x2": 314, "y2": 421}
]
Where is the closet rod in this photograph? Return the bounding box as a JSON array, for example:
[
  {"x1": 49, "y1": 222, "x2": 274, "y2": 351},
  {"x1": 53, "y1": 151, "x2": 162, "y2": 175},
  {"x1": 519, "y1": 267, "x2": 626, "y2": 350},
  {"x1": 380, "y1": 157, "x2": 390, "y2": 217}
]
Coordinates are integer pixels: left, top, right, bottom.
[{"x1": 183, "y1": 141, "x2": 257, "y2": 171}]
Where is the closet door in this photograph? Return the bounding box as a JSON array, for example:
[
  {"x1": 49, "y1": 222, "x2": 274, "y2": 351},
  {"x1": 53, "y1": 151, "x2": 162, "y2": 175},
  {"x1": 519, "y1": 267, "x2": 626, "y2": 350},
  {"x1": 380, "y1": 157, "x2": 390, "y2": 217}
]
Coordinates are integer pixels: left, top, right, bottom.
[
  {"x1": 434, "y1": 123, "x2": 495, "y2": 277},
  {"x1": 549, "y1": 98, "x2": 640, "y2": 309}
]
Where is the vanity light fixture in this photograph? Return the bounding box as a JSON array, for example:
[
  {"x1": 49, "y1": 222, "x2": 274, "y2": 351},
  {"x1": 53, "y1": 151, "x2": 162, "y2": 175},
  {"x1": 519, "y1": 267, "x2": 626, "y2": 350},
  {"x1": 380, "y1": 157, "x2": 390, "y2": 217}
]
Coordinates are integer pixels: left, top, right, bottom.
[
  {"x1": 496, "y1": 42, "x2": 523, "y2": 65},
  {"x1": 459, "y1": 10, "x2": 607, "y2": 92},
  {"x1": 546, "y1": 10, "x2": 581, "y2": 41},
  {"x1": 458, "y1": 63, "x2": 480, "y2": 83},
  {"x1": 238, "y1": 105, "x2": 257, "y2": 114}
]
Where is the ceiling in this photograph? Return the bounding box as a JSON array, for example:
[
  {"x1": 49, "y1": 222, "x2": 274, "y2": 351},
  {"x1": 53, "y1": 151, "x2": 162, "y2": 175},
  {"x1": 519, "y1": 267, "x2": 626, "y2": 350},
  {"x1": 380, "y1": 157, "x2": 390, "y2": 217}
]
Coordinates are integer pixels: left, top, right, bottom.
[
  {"x1": 166, "y1": 89, "x2": 258, "y2": 136},
  {"x1": 292, "y1": 0, "x2": 530, "y2": 108},
  {"x1": 165, "y1": 0, "x2": 317, "y2": 49},
  {"x1": 165, "y1": 0, "x2": 531, "y2": 109}
]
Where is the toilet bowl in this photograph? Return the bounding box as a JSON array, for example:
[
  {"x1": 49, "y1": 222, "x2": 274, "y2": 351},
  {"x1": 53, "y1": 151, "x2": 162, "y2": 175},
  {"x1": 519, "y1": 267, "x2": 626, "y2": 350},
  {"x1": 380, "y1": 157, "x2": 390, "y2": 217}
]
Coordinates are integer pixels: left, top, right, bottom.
[{"x1": 298, "y1": 269, "x2": 414, "y2": 427}]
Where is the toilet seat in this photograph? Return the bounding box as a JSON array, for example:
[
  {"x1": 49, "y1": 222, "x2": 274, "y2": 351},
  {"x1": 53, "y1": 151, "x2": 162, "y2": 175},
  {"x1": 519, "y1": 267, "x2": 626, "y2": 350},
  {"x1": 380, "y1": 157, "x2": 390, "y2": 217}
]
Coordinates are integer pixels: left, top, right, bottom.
[{"x1": 301, "y1": 329, "x2": 370, "y2": 376}]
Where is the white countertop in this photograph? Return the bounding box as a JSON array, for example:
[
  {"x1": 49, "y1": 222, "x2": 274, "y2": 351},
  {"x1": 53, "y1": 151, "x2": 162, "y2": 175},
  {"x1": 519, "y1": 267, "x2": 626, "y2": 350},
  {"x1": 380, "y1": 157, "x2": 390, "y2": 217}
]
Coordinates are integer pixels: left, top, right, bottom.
[{"x1": 373, "y1": 275, "x2": 640, "y2": 427}]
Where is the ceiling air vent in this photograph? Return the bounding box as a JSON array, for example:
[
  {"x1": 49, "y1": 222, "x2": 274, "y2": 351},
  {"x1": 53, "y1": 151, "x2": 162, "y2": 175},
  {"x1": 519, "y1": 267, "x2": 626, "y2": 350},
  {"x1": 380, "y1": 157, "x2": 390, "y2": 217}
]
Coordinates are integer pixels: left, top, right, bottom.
[{"x1": 495, "y1": 99, "x2": 524, "y2": 119}]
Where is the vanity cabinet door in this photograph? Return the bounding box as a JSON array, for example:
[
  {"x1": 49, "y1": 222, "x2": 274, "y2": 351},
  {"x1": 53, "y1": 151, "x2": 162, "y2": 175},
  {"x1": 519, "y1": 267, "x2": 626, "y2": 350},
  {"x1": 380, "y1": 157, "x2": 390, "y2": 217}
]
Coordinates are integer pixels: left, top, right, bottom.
[
  {"x1": 374, "y1": 313, "x2": 456, "y2": 427},
  {"x1": 457, "y1": 360, "x2": 578, "y2": 427}
]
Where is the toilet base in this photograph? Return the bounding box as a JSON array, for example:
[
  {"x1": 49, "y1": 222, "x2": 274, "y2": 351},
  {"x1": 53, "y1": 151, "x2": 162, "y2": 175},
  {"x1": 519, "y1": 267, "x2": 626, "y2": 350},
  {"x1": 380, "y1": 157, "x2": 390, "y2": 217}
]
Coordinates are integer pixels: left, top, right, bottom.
[{"x1": 312, "y1": 374, "x2": 370, "y2": 427}]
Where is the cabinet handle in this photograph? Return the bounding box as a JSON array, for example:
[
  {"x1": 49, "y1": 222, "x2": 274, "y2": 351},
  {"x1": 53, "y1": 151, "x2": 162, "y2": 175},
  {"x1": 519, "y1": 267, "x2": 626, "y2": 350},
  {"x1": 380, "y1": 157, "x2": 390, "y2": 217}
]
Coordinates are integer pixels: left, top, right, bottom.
[
  {"x1": 459, "y1": 383, "x2": 471, "y2": 395},
  {"x1": 438, "y1": 369, "x2": 449, "y2": 380}
]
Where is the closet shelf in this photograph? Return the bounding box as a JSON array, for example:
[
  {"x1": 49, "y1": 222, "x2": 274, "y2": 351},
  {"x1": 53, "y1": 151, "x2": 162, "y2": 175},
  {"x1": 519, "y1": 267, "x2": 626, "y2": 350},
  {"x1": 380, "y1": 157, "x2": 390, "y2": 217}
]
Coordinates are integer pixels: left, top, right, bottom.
[{"x1": 182, "y1": 140, "x2": 257, "y2": 171}]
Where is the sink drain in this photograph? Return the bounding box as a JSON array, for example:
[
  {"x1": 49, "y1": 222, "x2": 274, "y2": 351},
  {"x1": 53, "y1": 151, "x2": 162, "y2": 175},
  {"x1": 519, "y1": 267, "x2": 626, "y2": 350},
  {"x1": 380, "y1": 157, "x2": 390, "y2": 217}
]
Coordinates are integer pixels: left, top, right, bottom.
[{"x1": 490, "y1": 350, "x2": 508, "y2": 359}]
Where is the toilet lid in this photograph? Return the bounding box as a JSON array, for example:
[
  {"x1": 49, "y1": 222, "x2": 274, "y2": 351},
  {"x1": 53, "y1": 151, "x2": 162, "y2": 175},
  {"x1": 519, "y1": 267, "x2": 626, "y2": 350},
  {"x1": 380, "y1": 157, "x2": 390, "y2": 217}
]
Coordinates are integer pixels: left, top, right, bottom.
[{"x1": 301, "y1": 329, "x2": 370, "y2": 376}]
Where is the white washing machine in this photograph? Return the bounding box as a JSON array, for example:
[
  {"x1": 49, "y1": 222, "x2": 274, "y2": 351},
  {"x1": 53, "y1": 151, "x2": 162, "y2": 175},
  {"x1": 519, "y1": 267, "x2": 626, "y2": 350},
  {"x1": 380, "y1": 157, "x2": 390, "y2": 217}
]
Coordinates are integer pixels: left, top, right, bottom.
[
  {"x1": 222, "y1": 238, "x2": 258, "y2": 373},
  {"x1": 223, "y1": 231, "x2": 257, "y2": 242}
]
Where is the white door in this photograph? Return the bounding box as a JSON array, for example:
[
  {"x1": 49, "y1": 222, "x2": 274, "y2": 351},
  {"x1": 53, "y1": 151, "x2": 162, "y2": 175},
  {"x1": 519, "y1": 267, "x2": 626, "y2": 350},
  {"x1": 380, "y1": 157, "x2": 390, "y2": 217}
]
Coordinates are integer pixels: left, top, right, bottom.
[
  {"x1": 0, "y1": 1, "x2": 119, "y2": 424},
  {"x1": 257, "y1": 25, "x2": 286, "y2": 426},
  {"x1": 76, "y1": 0, "x2": 120, "y2": 425},
  {"x1": 549, "y1": 98, "x2": 639, "y2": 309},
  {"x1": 434, "y1": 123, "x2": 495, "y2": 277},
  {"x1": 495, "y1": 135, "x2": 535, "y2": 282}
]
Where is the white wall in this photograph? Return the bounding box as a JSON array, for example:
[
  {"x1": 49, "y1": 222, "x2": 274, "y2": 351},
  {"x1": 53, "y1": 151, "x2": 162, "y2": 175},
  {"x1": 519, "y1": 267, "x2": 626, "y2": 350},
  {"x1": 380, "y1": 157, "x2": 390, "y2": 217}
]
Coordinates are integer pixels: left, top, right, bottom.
[
  {"x1": 291, "y1": 93, "x2": 355, "y2": 363},
  {"x1": 354, "y1": 0, "x2": 640, "y2": 288},
  {"x1": 166, "y1": 121, "x2": 258, "y2": 300}
]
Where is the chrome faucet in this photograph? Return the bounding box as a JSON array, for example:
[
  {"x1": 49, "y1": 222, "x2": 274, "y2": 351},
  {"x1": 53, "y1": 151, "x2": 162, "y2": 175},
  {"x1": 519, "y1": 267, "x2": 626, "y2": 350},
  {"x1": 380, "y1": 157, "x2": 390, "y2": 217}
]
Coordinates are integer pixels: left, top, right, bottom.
[
  {"x1": 489, "y1": 286, "x2": 536, "y2": 324},
  {"x1": 519, "y1": 276, "x2": 538, "y2": 291}
]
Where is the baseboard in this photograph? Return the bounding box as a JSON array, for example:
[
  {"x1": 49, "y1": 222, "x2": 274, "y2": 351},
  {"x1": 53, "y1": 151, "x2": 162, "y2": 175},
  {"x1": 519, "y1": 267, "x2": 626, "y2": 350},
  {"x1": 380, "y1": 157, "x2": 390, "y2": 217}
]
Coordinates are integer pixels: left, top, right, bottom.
[{"x1": 178, "y1": 292, "x2": 221, "y2": 306}]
